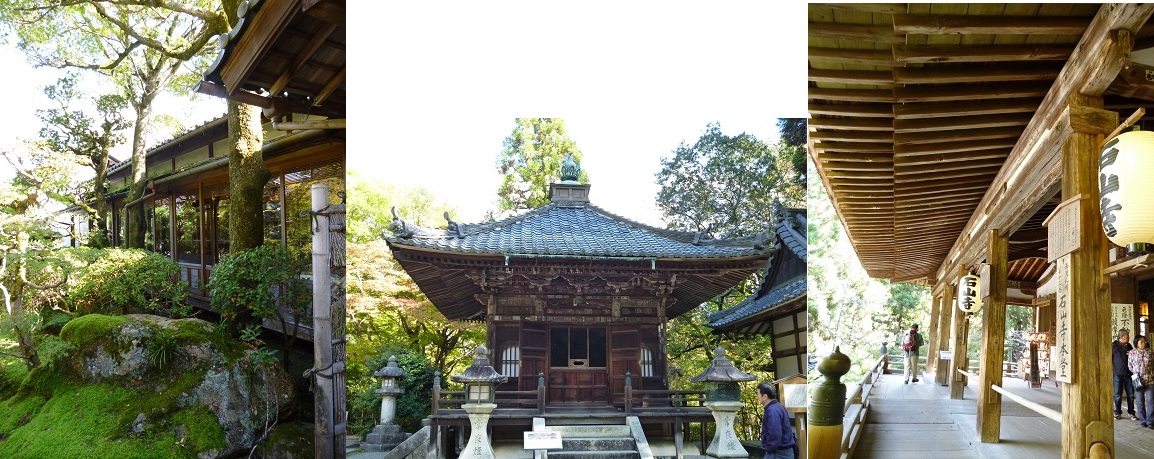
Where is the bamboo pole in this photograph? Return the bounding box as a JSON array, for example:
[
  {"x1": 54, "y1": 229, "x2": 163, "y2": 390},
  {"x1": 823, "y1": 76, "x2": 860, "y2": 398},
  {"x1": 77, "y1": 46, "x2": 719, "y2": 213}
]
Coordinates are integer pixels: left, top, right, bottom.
[{"x1": 312, "y1": 184, "x2": 335, "y2": 459}]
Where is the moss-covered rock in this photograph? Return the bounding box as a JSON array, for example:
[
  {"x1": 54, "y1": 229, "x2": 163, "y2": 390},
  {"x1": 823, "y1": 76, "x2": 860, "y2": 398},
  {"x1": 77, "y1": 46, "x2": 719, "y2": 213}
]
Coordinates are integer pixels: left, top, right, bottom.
[
  {"x1": 0, "y1": 314, "x2": 295, "y2": 458},
  {"x1": 252, "y1": 421, "x2": 314, "y2": 459}
]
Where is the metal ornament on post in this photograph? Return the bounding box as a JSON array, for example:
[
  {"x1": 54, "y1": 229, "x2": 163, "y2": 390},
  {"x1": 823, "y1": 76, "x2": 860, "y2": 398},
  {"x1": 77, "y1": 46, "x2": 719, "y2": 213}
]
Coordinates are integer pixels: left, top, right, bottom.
[
  {"x1": 451, "y1": 345, "x2": 508, "y2": 459},
  {"x1": 690, "y1": 346, "x2": 756, "y2": 458},
  {"x1": 362, "y1": 356, "x2": 409, "y2": 452}
]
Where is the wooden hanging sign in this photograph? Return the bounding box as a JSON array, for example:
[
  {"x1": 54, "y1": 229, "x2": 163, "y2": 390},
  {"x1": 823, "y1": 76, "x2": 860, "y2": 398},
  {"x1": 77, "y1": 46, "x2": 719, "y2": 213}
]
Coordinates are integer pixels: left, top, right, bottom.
[{"x1": 1042, "y1": 194, "x2": 1087, "y2": 262}]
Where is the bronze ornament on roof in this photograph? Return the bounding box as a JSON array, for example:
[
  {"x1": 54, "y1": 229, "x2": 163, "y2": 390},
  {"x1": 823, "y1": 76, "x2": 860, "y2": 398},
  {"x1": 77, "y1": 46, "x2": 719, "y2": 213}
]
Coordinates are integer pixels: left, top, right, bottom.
[{"x1": 560, "y1": 153, "x2": 581, "y2": 184}]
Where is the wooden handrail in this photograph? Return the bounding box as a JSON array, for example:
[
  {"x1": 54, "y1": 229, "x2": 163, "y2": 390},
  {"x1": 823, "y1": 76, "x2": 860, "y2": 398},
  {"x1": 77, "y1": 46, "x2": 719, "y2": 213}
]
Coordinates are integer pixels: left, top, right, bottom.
[
  {"x1": 990, "y1": 384, "x2": 1062, "y2": 422},
  {"x1": 958, "y1": 369, "x2": 979, "y2": 380},
  {"x1": 840, "y1": 354, "x2": 886, "y2": 457}
]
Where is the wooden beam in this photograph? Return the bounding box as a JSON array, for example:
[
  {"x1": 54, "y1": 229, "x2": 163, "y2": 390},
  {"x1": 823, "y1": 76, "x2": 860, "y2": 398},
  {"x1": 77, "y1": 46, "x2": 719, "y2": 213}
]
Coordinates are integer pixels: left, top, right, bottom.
[
  {"x1": 810, "y1": 117, "x2": 894, "y2": 131},
  {"x1": 813, "y1": 142, "x2": 894, "y2": 154},
  {"x1": 810, "y1": 87, "x2": 894, "y2": 103},
  {"x1": 809, "y1": 68, "x2": 894, "y2": 86},
  {"x1": 808, "y1": 22, "x2": 903, "y2": 44},
  {"x1": 894, "y1": 44, "x2": 1074, "y2": 63},
  {"x1": 220, "y1": 0, "x2": 298, "y2": 99},
  {"x1": 809, "y1": 47, "x2": 895, "y2": 66},
  {"x1": 894, "y1": 126, "x2": 1025, "y2": 145},
  {"x1": 977, "y1": 229, "x2": 1007, "y2": 443},
  {"x1": 894, "y1": 82, "x2": 1048, "y2": 103},
  {"x1": 894, "y1": 139, "x2": 1014, "y2": 156},
  {"x1": 893, "y1": 98, "x2": 1042, "y2": 120},
  {"x1": 894, "y1": 114, "x2": 1032, "y2": 133},
  {"x1": 894, "y1": 158, "x2": 1006, "y2": 176},
  {"x1": 894, "y1": 65, "x2": 1063, "y2": 84},
  {"x1": 892, "y1": 14, "x2": 1090, "y2": 35},
  {"x1": 810, "y1": 130, "x2": 893, "y2": 143},
  {"x1": 893, "y1": 149, "x2": 1008, "y2": 165},
  {"x1": 268, "y1": 22, "x2": 339, "y2": 95},
  {"x1": 808, "y1": 103, "x2": 893, "y2": 118},
  {"x1": 313, "y1": 66, "x2": 346, "y2": 105},
  {"x1": 823, "y1": 3, "x2": 908, "y2": 14}
]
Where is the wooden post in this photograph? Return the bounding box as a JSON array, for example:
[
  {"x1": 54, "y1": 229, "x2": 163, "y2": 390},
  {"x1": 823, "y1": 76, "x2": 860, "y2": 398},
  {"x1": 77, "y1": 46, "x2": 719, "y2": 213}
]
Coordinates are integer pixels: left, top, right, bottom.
[
  {"x1": 936, "y1": 286, "x2": 955, "y2": 386},
  {"x1": 927, "y1": 293, "x2": 942, "y2": 377},
  {"x1": 807, "y1": 347, "x2": 849, "y2": 459},
  {"x1": 311, "y1": 184, "x2": 334, "y2": 459},
  {"x1": 977, "y1": 229, "x2": 1007, "y2": 443},
  {"x1": 950, "y1": 268, "x2": 969, "y2": 400},
  {"x1": 1060, "y1": 94, "x2": 1115, "y2": 459}
]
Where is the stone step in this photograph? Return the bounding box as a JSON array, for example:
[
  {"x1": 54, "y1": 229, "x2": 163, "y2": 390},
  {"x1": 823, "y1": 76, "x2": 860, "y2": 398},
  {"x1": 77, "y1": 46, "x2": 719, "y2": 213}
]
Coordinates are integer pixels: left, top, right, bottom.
[
  {"x1": 547, "y1": 450, "x2": 640, "y2": 459},
  {"x1": 561, "y1": 437, "x2": 636, "y2": 451},
  {"x1": 544, "y1": 424, "x2": 632, "y2": 438}
]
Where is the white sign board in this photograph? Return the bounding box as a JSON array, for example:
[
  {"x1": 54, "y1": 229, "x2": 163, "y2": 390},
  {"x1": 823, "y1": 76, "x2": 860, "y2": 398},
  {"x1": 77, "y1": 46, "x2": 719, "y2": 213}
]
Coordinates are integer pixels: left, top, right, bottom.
[
  {"x1": 524, "y1": 431, "x2": 562, "y2": 450},
  {"x1": 1044, "y1": 195, "x2": 1083, "y2": 262},
  {"x1": 1113, "y1": 303, "x2": 1135, "y2": 341},
  {"x1": 1055, "y1": 256, "x2": 1072, "y2": 383}
]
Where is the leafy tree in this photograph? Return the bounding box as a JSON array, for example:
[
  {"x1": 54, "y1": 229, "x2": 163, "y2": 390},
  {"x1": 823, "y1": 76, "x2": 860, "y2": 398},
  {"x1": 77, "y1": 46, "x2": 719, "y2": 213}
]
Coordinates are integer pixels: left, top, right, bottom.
[
  {"x1": 494, "y1": 118, "x2": 589, "y2": 215},
  {"x1": 346, "y1": 173, "x2": 458, "y2": 244},
  {"x1": 777, "y1": 118, "x2": 807, "y2": 149},
  {"x1": 0, "y1": 143, "x2": 85, "y2": 367},
  {"x1": 207, "y1": 245, "x2": 310, "y2": 359},
  {"x1": 0, "y1": 0, "x2": 267, "y2": 252},
  {"x1": 655, "y1": 122, "x2": 802, "y2": 239},
  {"x1": 37, "y1": 74, "x2": 130, "y2": 248}
]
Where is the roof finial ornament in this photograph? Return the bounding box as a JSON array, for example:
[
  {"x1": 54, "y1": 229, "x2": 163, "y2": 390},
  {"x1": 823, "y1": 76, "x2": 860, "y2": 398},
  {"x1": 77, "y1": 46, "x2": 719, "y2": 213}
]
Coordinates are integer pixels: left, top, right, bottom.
[
  {"x1": 444, "y1": 211, "x2": 463, "y2": 238},
  {"x1": 389, "y1": 206, "x2": 414, "y2": 239},
  {"x1": 559, "y1": 153, "x2": 580, "y2": 184}
]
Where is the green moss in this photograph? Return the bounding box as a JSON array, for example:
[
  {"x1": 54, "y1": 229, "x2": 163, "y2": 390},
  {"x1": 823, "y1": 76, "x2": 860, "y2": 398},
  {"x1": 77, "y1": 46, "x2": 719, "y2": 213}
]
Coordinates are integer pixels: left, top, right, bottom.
[
  {"x1": 0, "y1": 383, "x2": 226, "y2": 458},
  {"x1": 169, "y1": 405, "x2": 227, "y2": 451},
  {"x1": 0, "y1": 360, "x2": 29, "y2": 399},
  {"x1": 59, "y1": 314, "x2": 127, "y2": 349}
]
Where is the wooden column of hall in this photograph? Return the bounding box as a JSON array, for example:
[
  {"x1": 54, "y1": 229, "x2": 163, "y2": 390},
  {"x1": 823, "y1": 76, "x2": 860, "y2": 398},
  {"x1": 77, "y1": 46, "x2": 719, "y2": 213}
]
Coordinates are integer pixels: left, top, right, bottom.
[
  {"x1": 1060, "y1": 94, "x2": 1114, "y2": 459},
  {"x1": 949, "y1": 267, "x2": 969, "y2": 399},
  {"x1": 926, "y1": 294, "x2": 942, "y2": 377},
  {"x1": 936, "y1": 284, "x2": 955, "y2": 386},
  {"x1": 977, "y1": 229, "x2": 1008, "y2": 442}
]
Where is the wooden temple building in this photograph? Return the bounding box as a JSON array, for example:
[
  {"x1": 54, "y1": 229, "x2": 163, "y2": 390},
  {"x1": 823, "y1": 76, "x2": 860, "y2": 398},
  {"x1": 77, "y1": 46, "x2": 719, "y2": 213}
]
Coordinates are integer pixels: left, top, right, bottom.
[
  {"x1": 809, "y1": 3, "x2": 1154, "y2": 458},
  {"x1": 707, "y1": 207, "x2": 808, "y2": 379},
  {"x1": 385, "y1": 159, "x2": 774, "y2": 455}
]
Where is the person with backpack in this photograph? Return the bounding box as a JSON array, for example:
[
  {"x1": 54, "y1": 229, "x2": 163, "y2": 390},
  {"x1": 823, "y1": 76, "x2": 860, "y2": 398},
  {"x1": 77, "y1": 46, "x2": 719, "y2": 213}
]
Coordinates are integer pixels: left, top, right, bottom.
[{"x1": 902, "y1": 324, "x2": 926, "y2": 384}]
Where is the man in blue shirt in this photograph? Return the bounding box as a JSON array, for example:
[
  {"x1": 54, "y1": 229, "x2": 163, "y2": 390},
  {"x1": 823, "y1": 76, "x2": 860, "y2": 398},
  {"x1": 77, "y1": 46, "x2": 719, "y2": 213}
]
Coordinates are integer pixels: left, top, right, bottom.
[{"x1": 759, "y1": 382, "x2": 797, "y2": 459}]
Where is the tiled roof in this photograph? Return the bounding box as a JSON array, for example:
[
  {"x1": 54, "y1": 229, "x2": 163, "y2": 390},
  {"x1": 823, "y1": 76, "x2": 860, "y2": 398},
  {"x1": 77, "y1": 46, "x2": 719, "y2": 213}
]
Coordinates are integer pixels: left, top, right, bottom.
[
  {"x1": 706, "y1": 206, "x2": 808, "y2": 332},
  {"x1": 386, "y1": 203, "x2": 772, "y2": 259},
  {"x1": 706, "y1": 276, "x2": 805, "y2": 329}
]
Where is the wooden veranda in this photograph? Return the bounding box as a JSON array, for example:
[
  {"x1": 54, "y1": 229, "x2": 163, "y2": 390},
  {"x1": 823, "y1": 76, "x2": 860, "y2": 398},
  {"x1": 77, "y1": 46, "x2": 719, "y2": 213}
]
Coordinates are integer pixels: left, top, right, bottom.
[{"x1": 810, "y1": 4, "x2": 1154, "y2": 458}]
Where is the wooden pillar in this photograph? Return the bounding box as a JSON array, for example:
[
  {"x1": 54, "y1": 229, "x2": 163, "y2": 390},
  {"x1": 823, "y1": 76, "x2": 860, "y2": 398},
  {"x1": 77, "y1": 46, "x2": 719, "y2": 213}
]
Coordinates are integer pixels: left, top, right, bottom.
[
  {"x1": 1060, "y1": 94, "x2": 1114, "y2": 459},
  {"x1": 936, "y1": 285, "x2": 955, "y2": 386},
  {"x1": 950, "y1": 268, "x2": 969, "y2": 400},
  {"x1": 926, "y1": 293, "x2": 942, "y2": 377},
  {"x1": 977, "y1": 229, "x2": 1008, "y2": 443}
]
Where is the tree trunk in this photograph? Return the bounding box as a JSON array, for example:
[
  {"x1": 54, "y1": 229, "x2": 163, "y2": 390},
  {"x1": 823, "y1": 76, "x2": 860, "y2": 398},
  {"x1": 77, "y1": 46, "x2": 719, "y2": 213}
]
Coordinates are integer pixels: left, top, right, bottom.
[
  {"x1": 125, "y1": 89, "x2": 157, "y2": 249},
  {"x1": 90, "y1": 149, "x2": 110, "y2": 248},
  {"x1": 227, "y1": 99, "x2": 269, "y2": 252}
]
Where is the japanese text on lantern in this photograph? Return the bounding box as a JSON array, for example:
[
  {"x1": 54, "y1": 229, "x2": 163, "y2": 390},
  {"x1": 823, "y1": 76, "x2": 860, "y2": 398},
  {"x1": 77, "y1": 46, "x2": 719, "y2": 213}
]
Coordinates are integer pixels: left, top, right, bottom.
[
  {"x1": 1055, "y1": 256, "x2": 1072, "y2": 383},
  {"x1": 1100, "y1": 139, "x2": 1122, "y2": 238}
]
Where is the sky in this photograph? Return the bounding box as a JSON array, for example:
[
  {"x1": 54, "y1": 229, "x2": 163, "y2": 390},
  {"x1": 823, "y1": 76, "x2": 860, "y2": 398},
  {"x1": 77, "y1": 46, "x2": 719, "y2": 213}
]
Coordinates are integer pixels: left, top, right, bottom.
[
  {"x1": 348, "y1": 2, "x2": 808, "y2": 227},
  {"x1": 2, "y1": 2, "x2": 809, "y2": 227}
]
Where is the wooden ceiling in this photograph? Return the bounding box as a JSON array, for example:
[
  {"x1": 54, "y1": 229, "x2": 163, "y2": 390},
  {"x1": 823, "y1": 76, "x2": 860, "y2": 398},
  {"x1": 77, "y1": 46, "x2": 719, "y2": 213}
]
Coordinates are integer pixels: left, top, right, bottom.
[{"x1": 809, "y1": 3, "x2": 1154, "y2": 284}]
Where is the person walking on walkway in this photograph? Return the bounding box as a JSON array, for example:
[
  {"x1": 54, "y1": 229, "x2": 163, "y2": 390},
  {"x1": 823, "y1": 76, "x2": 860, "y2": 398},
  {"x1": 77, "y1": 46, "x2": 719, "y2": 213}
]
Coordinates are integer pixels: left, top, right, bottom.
[
  {"x1": 759, "y1": 382, "x2": 797, "y2": 459},
  {"x1": 1130, "y1": 335, "x2": 1154, "y2": 427},
  {"x1": 902, "y1": 324, "x2": 925, "y2": 384},
  {"x1": 1114, "y1": 328, "x2": 1138, "y2": 420}
]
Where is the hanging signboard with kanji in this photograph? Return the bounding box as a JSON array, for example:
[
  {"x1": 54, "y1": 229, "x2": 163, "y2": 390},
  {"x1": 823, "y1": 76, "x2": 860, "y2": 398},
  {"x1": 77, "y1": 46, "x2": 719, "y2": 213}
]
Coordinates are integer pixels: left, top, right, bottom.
[
  {"x1": 1043, "y1": 195, "x2": 1085, "y2": 262},
  {"x1": 1113, "y1": 303, "x2": 1135, "y2": 342}
]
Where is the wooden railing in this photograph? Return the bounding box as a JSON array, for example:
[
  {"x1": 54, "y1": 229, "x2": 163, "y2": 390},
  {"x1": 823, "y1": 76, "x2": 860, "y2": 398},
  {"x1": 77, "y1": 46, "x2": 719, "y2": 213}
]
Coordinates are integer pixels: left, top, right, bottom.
[
  {"x1": 431, "y1": 372, "x2": 546, "y2": 414},
  {"x1": 840, "y1": 354, "x2": 886, "y2": 459},
  {"x1": 622, "y1": 371, "x2": 707, "y2": 414}
]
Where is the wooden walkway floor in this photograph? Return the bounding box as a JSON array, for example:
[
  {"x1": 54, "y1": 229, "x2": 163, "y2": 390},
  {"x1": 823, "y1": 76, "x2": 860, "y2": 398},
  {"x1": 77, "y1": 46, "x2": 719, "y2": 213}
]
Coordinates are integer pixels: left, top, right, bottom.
[{"x1": 855, "y1": 371, "x2": 1154, "y2": 458}]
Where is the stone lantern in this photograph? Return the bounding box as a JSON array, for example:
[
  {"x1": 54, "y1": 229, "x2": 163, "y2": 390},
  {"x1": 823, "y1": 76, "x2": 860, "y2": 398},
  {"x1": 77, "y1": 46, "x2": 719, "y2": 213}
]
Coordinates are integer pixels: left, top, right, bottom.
[
  {"x1": 363, "y1": 356, "x2": 409, "y2": 452},
  {"x1": 690, "y1": 346, "x2": 756, "y2": 458},
  {"x1": 451, "y1": 345, "x2": 508, "y2": 459}
]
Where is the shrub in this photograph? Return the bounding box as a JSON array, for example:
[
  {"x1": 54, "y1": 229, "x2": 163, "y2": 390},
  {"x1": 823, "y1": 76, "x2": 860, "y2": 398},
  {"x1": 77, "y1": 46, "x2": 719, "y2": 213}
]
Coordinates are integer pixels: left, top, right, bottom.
[
  {"x1": 207, "y1": 245, "x2": 309, "y2": 340},
  {"x1": 347, "y1": 348, "x2": 436, "y2": 435},
  {"x1": 66, "y1": 248, "x2": 187, "y2": 317}
]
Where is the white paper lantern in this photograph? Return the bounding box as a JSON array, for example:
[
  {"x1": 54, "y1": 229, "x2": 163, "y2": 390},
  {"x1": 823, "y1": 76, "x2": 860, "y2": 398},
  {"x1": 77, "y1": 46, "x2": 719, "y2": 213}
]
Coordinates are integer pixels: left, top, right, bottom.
[
  {"x1": 1100, "y1": 131, "x2": 1154, "y2": 252},
  {"x1": 957, "y1": 274, "x2": 982, "y2": 313}
]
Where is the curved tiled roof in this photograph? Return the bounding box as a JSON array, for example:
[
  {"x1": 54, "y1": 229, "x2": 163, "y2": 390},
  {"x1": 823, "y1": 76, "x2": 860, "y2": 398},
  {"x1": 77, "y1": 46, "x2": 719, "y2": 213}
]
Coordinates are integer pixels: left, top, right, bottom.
[
  {"x1": 386, "y1": 203, "x2": 772, "y2": 259},
  {"x1": 707, "y1": 276, "x2": 805, "y2": 329}
]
